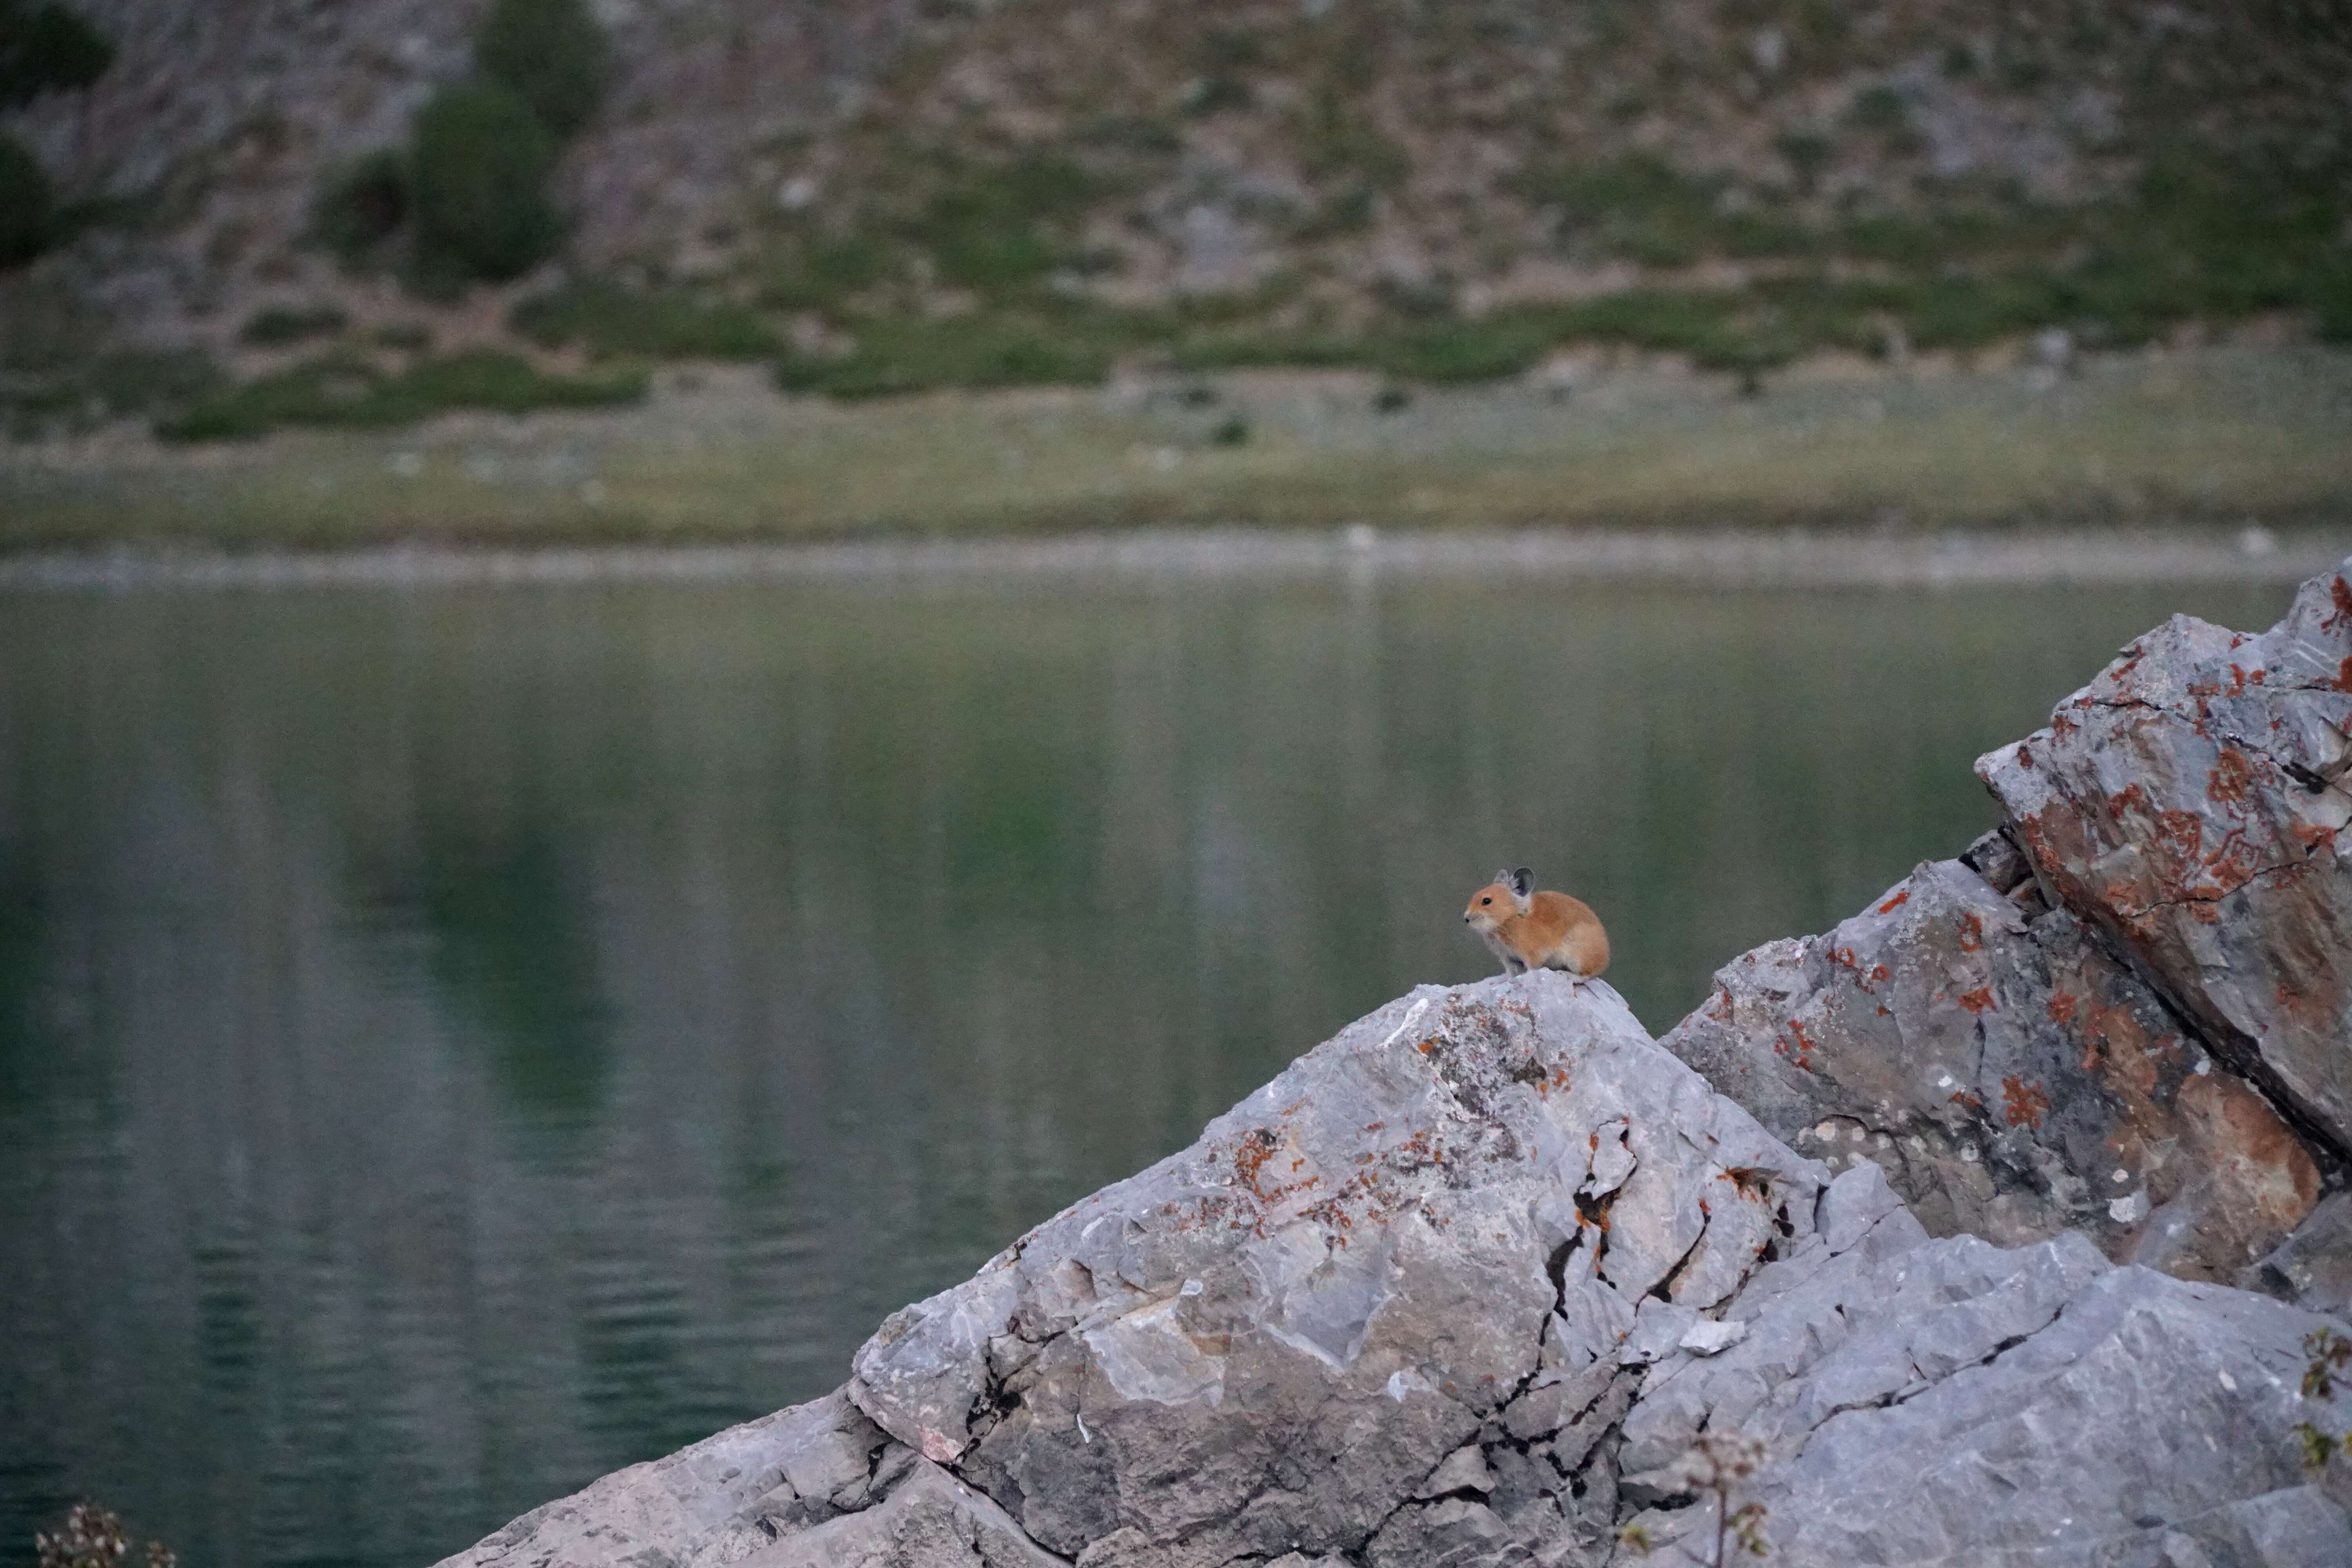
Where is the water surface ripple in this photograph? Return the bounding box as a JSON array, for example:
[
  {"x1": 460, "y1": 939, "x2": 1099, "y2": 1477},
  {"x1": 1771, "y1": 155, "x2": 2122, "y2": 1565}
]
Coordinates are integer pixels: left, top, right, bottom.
[{"x1": 0, "y1": 575, "x2": 2295, "y2": 1568}]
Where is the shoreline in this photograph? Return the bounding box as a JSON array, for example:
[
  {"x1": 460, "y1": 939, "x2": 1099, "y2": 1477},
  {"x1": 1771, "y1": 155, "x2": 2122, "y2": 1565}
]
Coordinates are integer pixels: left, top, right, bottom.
[
  {"x1": 1, "y1": 523, "x2": 2341, "y2": 593},
  {"x1": 7, "y1": 345, "x2": 2352, "y2": 557}
]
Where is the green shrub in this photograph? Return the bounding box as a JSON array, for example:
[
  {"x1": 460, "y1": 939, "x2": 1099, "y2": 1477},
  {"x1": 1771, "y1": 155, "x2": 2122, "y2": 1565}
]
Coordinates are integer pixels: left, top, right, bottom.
[
  {"x1": 409, "y1": 82, "x2": 563, "y2": 281},
  {"x1": 240, "y1": 303, "x2": 350, "y2": 346},
  {"x1": 1297, "y1": 85, "x2": 1411, "y2": 188},
  {"x1": 0, "y1": 132, "x2": 56, "y2": 267},
  {"x1": 511, "y1": 279, "x2": 781, "y2": 358},
  {"x1": 310, "y1": 150, "x2": 409, "y2": 265},
  {"x1": 0, "y1": 347, "x2": 222, "y2": 438},
  {"x1": 1846, "y1": 86, "x2": 1909, "y2": 132},
  {"x1": 1182, "y1": 75, "x2": 1254, "y2": 117},
  {"x1": 1774, "y1": 130, "x2": 1833, "y2": 188},
  {"x1": 2314, "y1": 264, "x2": 2352, "y2": 344},
  {"x1": 398, "y1": 348, "x2": 642, "y2": 413},
  {"x1": 155, "y1": 349, "x2": 644, "y2": 441},
  {"x1": 1370, "y1": 315, "x2": 1554, "y2": 382},
  {"x1": 0, "y1": 1, "x2": 114, "y2": 109},
  {"x1": 761, "y1": 234, "x2": 892, "y2": 310},
  {"x1": 776, "y1": 312, "x2": 1116, "y2": 397},
  {"x1": 474, "y1": 0, "x2": 611, "y2": 139},
  {"x1": 906, "y1": 157, "x2": 1095, "y2": 294}
]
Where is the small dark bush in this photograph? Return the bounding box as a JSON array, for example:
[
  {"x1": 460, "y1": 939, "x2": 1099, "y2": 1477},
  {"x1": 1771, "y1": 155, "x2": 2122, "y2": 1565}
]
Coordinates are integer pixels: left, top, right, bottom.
[
  {"x1": 1371, "y1": 316, "x2": 1553, "y2": 383},
  {"x1": 0, "y1": 132, "x2": 56, "y2": 267},
  {"x1": 762, "y1": 234, "x2": 892, "y2": 310},
  {"x1": 909, "y1": 158, "x2": 1094, "y2": 294},
  {"x1": 1182, "y1": 75, "x2": 1254, "y2": 117},
  {"x1": 511, "y1": 279, "x2": 780, "y2": 358},
  {"x1": 310, "y1": 150, "x2": 409, "y2": 264},
  {"x1": 1373, "y1": 384, "x2": 1411, "y2": 413},
  {"x1": 240, "y1": 304, "x2": 350, "y2": 346},
  {"x1": 400, "y1": 348, "x2": 642, "y2": 414},
  {"x1": 0, "y1": 346, "x2": 222, "y2": 438},
  {"x1": 0, "y1": 1, "x2": 114, "y2": 109},
  {"x1": 1774, "y1": 130, "x2": 1833, "y2": 187},
  {"x1": 474, "y1": 0, "x2": 611, "y2": 139},
  {"x1": 409, "y1": 82, "x2": 562, "y2": 281},
  {"x1": 1209, "y1": 413, "x2": 1250, "y2": 445},
  {"x1": 1303, "y1": 183, "x2": 1379, "y2": 237},
  {"x1": 2315, "y1": 265, "x2": 2352, "y2": 345},
  {"x1": 1847, "y1": 86, "x2": 1909, "y2": 132}
]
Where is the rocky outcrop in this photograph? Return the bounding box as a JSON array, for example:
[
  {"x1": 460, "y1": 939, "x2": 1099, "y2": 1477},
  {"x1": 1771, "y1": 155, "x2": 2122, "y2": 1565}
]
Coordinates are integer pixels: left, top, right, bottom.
[
  {"x1": 1661, "y1": 847, "x2": 2323, "y2": 1284},
  {"x1": 1662, "y1": 559, "x2": 2350, "y2": 1298},
  {"x1": 436, "y1": 563, "x2": 2352, "y2": 1568},
  {"x1": 840, "y1": 979, "x2": 1809, "y2": 1568},
  {"x1": 437, "y1": 973, "x2": 2348, "y2": 1568},
  {"x1": 1977, "y1": 566, "x2": 2352, "y2": 1155},
  {"x1": 1620, "y1": 1178, "x2": 2348, "y2": 1568}
]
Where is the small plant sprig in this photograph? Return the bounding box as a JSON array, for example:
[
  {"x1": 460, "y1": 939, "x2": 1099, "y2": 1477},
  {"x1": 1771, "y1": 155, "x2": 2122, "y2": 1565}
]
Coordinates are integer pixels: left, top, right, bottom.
[
  {"x1": 33, "y1": 1502, "x2": 176, "y2": 1568},
  {"x1": 2292, "y1": 1325, "x2": 2352, "y2": 1470},
  {"x1": 1618, "y1": 1431, "x2": 1772, "y2": 1565}
]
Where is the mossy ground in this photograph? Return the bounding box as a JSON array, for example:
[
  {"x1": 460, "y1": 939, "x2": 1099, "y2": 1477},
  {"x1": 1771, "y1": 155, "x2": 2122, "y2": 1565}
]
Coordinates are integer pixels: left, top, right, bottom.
[{"x1": 4, "y1": 340, "x2": 2347, "y2": 552}]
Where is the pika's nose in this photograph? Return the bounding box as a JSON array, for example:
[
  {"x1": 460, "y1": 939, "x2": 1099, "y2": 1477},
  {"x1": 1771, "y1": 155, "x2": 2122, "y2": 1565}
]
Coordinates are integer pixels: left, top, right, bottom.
[{"x1": 1461, "y1": 913, "x2": 1472, "y2": 922}]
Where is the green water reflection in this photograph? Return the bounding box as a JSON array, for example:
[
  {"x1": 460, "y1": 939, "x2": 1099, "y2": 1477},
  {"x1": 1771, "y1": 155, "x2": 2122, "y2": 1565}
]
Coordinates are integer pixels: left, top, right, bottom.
[{"x1": 0, "y1": 573, "x2": 2299, "y2": 1568}]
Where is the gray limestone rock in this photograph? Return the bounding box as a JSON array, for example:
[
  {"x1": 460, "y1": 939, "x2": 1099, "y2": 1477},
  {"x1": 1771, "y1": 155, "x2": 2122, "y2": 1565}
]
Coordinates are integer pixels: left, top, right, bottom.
[
  {"x1": 1619, "y1": 1167, "x2": 2350, "y2": 1566},
  {"x1": 1978, "y1": 559, "x2": 2352, "y2": 1155},
  {"x1": 437, "y1": 1389, "x2": 893, "y2": 1568},
  {"x1": 734, "y1": 1461, "x2": 1067, "y2": 1568},
  {"x1": 847, "y1": 975, "x2": 1815, "y2": 1568},
  {"x1": 2243, "y1": 1193, "x2": 2352, "y2": 1318},
  {"x1": 438, "y1": 978, "x2": 2350, "y2": 1568},
  {"x1": 1660, "y1": 853, "x2": 2323, "y2": 1283}
]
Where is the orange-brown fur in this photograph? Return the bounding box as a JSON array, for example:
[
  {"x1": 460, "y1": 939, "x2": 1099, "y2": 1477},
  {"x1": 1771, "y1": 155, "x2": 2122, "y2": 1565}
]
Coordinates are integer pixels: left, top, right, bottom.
[{"x1": 1463, "y1": 867, "x2": 1609, "y2": 980}]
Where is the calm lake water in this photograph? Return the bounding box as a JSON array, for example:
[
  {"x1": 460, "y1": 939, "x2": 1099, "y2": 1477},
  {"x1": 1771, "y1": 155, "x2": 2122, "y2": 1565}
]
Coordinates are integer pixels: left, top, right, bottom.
[{"x1": 0, "y1": 573, "x2": 2297, "y2": 1568}]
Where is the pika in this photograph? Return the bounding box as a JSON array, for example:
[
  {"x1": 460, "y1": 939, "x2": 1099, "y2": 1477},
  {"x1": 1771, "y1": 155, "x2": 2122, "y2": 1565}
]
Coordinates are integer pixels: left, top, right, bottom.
[{"x1": 1463, "y1": 867, "x2": 1610, "y2": 981}]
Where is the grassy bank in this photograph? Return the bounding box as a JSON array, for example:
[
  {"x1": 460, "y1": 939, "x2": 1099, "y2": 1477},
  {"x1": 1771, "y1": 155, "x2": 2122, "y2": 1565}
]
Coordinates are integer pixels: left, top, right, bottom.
[{"x1": 4, "y1": 341, "x2": 2350, "y2": 552}]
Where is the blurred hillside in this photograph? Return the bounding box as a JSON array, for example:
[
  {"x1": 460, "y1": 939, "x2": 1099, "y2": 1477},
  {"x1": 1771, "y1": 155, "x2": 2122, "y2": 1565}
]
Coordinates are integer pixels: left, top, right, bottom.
[{"x1": 2, "y1": 0, "x2": 2349, "y2": 439}]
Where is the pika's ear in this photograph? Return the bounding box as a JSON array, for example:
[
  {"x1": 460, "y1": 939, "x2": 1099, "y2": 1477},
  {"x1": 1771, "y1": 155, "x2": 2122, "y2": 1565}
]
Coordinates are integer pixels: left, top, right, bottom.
[{"x1": 1508, "y1": 867, "x2": 1535, "y2": 900}]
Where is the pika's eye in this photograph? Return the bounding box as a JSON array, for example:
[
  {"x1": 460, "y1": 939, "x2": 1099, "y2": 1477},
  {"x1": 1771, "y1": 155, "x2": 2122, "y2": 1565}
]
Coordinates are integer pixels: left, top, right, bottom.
[{"x1": 1480, "y1": 897, "x2": 1492, "y2": 905}]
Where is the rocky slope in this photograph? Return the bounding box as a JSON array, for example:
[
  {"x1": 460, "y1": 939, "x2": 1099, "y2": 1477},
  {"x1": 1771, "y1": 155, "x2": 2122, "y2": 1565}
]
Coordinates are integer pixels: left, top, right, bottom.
[
  {"x1": 4, "y1": 0, "x2": 2349, "y2": 432},
  {"x1": 432, "y1": 557, "x2": 2352, "y2": 1568}
]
